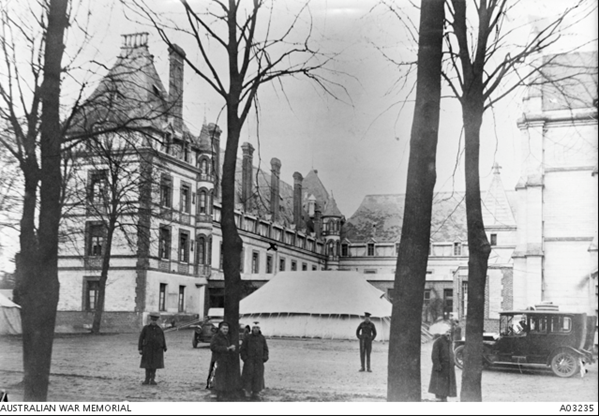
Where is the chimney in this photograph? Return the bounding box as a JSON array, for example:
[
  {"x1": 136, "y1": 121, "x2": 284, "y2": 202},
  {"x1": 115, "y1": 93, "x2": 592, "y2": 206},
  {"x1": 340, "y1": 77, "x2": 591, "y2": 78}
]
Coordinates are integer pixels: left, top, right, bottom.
[
  {"x1": 241, "y1": 142, "x2": 255, "y2": 211},
  {"x1": 168, "y1": 44, "x2": 186, "y2": 132},
  {"x1": 120, "y1": 32, "x2": 149, "y2": 56},
  {"x1": 270, "y1": 158, "x2": 281, "y2": 222},
  {"x1": 293, "y1": 172, "x2": 303, "y2": 228}
]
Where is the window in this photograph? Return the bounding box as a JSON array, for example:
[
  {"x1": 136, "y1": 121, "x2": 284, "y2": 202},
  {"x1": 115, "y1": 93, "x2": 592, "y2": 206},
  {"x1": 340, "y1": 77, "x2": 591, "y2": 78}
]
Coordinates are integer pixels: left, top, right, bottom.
[
  {"x1": 219, "y1": 242, "x2": 223, "y2": 270},
  {"x1": 387, "y1": 288, "x2": 394, "y2": 301},
  {"x1": 302, "y1": 262, "x2": 307, "y2": 271},
  {"x1": 197, "y1": 236, "x2": 206, "y2": 264},
  {"x1": 85, "y1": 280, "x2": 100, "y2": 311},
  {"x1": 87, "y1": 223, "x2": 105, "y2": 256},
  {"x1": 89, "y1": 170, "x2": 107, "y2": 204},
  {"x1": 239, "y1": 248, "x2": 244, "y2": 273},
  {"x1": 198, "y1": 189, "x2": 208, "y2": 214},
  {"x1": 364, "y1": 269, "x2": 377, "y2": 274},
  {"x1": 291, "y1": 260, "x2": 297, "y2": 271},
  {"x1": 461, "y1": 282, "x2": 468, "y2": 317},
  {"x1": 159, "y1": 284, "x2": 167, "y2": 311},
  {"x1": 550, "y1": 316, "x2": 572, "y2": 333},
  {"x1": 178, "y1": 286, "x2": 185, "y2": 312},
  {"x1": 159, "y1": 226, "x2": 171, "y2": 259},
  {"x1": 395, "y1": 242, "x2": 400, "y2": 254},
  {"x1": 252, "y1": 251, "x2": 260, "y2": 274},
  {"x1": 490, "y1": 233, "x2": 497, "y2": 246},
  {"x1": 279, "y1": 258, "x2": 286, "y2": 272},
  {"x1": 199, "y1": 158, "x2": 209, "y2": 175},
  {"x1": 423, "y1": 289, "x2": 431, "y2": 307},
  {"x1": 266, "y1": 254, "x2": 273, "y2": 274},
  {"x1": 453, "y1": 242, "x2": 462, "y2": 256},
  {"x1": 367, "y1": 243, "x2": 375, "y2": 256},
  {"x1": 312, "y1": 265, "x2": 317, "y2": 271},
  {"x1": 341, "y1": 243, "x2": 348, "y2": 257},
  {"x1": 180, "y1": 183, "x2": 191, "y2": 213},
  {"x1": 160, "y1": 175, "x2": 172, "y2": 208},
  {"x1": 179, "y1": 231, "x2": 190, "y2": 263},
  {"x1": 443, "y1": 289, "x2": 453, "y2": 318}
]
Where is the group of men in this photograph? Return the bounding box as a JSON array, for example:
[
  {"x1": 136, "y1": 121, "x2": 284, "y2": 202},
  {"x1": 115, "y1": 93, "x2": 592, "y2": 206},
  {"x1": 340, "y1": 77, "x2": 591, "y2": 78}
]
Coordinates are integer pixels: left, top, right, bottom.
[{"x1": 138, "y1": 311, "x2": 457, "y2": 402}]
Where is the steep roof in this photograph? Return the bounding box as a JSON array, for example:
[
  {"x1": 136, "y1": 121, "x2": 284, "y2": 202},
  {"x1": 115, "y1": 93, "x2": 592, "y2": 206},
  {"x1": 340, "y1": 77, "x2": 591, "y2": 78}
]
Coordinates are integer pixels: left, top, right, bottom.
[
  {"x1": 240, "y1": 271, "x2": 392, "y2": 317},
  {"x1": 302, "y1": 170, "x2": 329, "y2": 207},
  {"x1": 482, "y1": 164, "x2": 516, "y2": 228},
  {"x1": 342, "y1": 192, "x2": 469, "y2": 243},
  {"x1": 539, "y1": 51, "x2": 598, "y2": 111}
]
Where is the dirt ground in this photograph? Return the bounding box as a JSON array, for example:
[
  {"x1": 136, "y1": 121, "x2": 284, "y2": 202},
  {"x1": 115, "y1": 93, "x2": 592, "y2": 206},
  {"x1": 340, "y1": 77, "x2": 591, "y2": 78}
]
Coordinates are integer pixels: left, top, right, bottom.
[{"x1": 0, "y1": 329, "x2": 597, "y2": 402}]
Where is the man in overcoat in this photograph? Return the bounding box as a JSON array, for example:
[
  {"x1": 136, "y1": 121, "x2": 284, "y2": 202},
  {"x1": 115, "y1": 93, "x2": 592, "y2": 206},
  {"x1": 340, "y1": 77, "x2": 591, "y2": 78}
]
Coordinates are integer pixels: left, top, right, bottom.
[
  {"x1": 138, "y1": 312, "x2": 167, "y2": 385},
  {"x1": 209, "y1": 321, "x2": 237, "y2": 401},
  {"x1": 428, "y1": 329, "x2": 457, "y2": 401},
  {"x1": 240, "y1": 322, "x2": 269, "y2": 400},
  {"x1": 356, "y1": 312, "x2": 377, "y2": 372}
]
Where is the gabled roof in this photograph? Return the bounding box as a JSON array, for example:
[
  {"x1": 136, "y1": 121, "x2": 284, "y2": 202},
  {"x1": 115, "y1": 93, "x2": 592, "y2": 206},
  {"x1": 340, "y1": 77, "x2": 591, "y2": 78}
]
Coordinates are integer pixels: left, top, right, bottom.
[
  {"x1": 323, "y1": 195, "x2": 343, "y2": 217},
  {"x1": 302, "y1": 170, "x2": 329, "y2": 207}
]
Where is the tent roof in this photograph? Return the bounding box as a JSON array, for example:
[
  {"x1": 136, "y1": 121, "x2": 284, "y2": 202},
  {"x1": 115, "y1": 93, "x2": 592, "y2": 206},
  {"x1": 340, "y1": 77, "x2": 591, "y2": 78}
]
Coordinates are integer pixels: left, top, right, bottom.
[
  {"x1": 240, "y1": 271, "x2": 392, "y2": 317},
  {"x1": 0, "y1": 292, "x2": 20, "y2": 308}
]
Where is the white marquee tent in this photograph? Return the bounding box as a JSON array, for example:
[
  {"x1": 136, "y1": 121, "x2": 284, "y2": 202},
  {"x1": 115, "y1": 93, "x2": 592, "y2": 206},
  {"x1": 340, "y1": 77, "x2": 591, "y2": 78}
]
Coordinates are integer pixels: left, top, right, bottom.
[
  {"x1": 240, "y1": 271, "x2": 392, "y2": 340},
  {"x1": 0, "y1": 292, "x2": 22, "y2": 335}
]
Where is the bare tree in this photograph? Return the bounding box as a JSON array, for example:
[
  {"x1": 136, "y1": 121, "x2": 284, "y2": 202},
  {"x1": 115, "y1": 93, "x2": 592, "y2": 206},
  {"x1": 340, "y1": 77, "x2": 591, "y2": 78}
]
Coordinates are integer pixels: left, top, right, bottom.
[
  {"x1": 387, "y1": 0, "x2": 445, "y2": 402},
  {"x1": 0, "y1": 0, "x2": 70, "y2": 401},
  {"x1": 132, "y1": 0, "x2": 344, "y2": 397},
  {"x1": 442, "y1": 0, "x2": 595, "y2": 401}
]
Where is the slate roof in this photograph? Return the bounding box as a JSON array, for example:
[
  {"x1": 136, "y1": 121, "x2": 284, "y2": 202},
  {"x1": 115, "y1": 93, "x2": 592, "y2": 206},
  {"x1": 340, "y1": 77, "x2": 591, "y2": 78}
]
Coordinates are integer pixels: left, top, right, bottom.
[
  {"x1": 342, "y1": 187, "x2": 517, "y2": 244},
  {"x1": 482, "y1": 165, "x2": 516, "y2": 228},
  {"x1": 538, "y1": 51, "x2": 598, "y2": 112}
]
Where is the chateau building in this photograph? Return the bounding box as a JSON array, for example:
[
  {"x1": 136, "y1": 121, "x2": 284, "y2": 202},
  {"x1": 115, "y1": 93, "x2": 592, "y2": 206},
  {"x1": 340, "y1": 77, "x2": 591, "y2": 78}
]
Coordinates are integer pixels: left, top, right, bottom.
[{"x1": 55, "y1": 34, "x2": 597, "y2": 335}]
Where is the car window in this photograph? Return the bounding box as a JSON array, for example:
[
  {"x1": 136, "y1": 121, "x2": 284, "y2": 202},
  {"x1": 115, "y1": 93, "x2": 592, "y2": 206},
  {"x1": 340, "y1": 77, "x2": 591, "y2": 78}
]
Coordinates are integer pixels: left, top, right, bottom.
[
  {"x1": 529, "y1": 316, "x2": 547, "y2": 334},
  {"x1": 550, "y1": 316, "x2": 572, "y2": 333}
]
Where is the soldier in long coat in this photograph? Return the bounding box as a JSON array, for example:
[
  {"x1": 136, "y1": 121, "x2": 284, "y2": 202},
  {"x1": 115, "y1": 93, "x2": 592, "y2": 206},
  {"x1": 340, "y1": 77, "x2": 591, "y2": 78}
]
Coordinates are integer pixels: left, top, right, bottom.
[
  {"x1": 240, "y1": 323, "x2": 269, "y2": 400},
  {"x1": 428, "y1": 329, "x2": 457, "y2": 401},
  {"x1": 210, "y1": 321, "x2": 237, "y2": 401},
  {"x1": 138, "y1": 312, "x2": 167, "y2": 385}
]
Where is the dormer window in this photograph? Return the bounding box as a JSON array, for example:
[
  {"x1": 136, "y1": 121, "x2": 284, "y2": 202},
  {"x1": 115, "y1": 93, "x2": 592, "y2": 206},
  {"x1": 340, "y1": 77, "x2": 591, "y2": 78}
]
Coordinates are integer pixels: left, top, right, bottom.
[{"x1": 367, "y1": 243, "x2": 375, "y2": 256}]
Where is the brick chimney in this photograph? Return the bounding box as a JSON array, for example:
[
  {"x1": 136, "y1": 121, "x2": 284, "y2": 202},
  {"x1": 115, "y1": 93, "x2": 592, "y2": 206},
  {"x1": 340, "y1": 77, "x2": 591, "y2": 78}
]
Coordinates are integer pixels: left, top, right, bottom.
[
  {"x1": 270, "y1": 158, "x2": 281, "y2": 222},
  {"x1": 293, "y1": 172, "x2": 303, "y2": 228},
  {"x1": 168, "y1": 44, "x2": 186, "y2": 133},
  {"x1": 207, "y1": 123, "x2": 221, "y2": 198},
  {"x1": 241, "y1": 142, "x2": 255, "y2": 211}
]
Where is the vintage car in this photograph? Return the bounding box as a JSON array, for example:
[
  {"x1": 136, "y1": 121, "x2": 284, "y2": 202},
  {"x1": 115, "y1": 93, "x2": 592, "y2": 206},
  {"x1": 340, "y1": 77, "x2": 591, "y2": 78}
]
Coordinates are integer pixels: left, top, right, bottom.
[
  {"x1": 453, "y1": 309, "x2": 596, "y2": 378},
  {"x1": 191, "y1": 308, "x2": 248, "y2": 348}
]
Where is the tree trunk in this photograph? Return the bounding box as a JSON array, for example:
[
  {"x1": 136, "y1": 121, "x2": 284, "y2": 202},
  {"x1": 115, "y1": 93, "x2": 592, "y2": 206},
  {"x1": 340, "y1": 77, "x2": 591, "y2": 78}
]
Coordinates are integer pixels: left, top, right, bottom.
[
  {"x1": 387, "y1": 0, "x2": 444, "y2": 402},
  {"x1": 460, "y1": 102, "x2": 491, "y2": 402},
  {"x1": 19, "y1": 0, "x2": 68, "y2": 401},
  {"x1": 91, "y1": 217, "x2": 116, "y2": 334}
]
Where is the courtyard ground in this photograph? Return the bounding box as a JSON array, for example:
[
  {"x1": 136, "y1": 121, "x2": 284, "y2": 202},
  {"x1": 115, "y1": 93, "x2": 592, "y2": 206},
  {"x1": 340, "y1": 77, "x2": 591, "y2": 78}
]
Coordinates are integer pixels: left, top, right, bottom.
[{"x1": 0, "y1": 329, "x2": 597, "y2": 402}]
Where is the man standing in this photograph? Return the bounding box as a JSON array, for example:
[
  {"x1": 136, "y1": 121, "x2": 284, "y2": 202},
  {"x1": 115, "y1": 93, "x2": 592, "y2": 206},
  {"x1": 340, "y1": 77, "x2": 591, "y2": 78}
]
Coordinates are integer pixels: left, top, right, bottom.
[
  {"x1": 428, "y1": 328, "x2": 457, "y2": 401},
  {"x1": 138, "y1": 312, "x2": 167, "y2": 385},
  {"x1": 240, "y1": 322, "x2": 269, "y2": 401},
  {"x1": 210, "y1": 321, "x2": 237, "y2": 401},
  {"x1": 356, "y1": 312, "x2": 377, "y2": 372}
]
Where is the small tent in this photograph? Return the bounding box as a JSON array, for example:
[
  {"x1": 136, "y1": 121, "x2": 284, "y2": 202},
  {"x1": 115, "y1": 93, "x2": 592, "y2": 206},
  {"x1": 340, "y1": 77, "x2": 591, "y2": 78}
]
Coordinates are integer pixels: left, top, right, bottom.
[
  {"x1": 0, "y1": 292, "x2": 22, "y2": 335},
  {"x1": 240, "y1": 271, "x2": 392, "y2": 340}
]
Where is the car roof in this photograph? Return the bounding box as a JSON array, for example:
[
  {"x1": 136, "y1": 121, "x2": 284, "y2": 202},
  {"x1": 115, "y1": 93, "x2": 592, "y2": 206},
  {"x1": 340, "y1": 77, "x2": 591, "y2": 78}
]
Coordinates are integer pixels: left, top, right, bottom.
[{"x1": 500, "y1": 310, "x2": 585, "y2": 316}]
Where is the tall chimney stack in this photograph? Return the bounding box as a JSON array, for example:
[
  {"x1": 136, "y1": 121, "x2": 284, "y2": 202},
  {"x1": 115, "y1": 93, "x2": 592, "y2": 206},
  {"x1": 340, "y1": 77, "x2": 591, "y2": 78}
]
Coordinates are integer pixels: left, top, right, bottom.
[
  {"x1": 270, "y1": 158, "x2": 281, "y2": 222},
  {"x1": 293, "y1": 172, "x2": 303, "y2": 228},
  {"x1": 168, "y1": 44, "x2": 186, "y2": 133},
  {"x1": 241, "y1": 143, "x2": 255, "y2": 211}
]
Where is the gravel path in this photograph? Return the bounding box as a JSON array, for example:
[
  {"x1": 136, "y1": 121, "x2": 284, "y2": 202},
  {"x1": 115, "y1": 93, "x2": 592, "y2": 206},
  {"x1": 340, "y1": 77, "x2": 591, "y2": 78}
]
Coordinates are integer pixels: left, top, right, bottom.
[{"x1": 0, "y1": 330, "x2": 596, "y2": 402}]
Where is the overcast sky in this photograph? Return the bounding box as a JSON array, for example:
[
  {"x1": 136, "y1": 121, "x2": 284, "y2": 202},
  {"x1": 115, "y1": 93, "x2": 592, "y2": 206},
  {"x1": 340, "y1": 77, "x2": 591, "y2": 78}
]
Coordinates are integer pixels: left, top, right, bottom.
[{"x1": 0, "y1": 0, "x2": 596, "y2": 272}]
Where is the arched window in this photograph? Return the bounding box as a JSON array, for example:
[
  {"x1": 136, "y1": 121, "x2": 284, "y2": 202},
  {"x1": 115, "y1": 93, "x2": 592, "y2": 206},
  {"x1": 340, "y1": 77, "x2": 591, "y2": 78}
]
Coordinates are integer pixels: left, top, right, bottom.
[
  {"x1": 327, "y1": 240, "x2": 334, "y2": 256},
  {"x1": 336, "y1": 241, "x2": 340, "y2": 257},
  {"x1": 200, "y1": 158, "x2": 209, "y2": 175}
]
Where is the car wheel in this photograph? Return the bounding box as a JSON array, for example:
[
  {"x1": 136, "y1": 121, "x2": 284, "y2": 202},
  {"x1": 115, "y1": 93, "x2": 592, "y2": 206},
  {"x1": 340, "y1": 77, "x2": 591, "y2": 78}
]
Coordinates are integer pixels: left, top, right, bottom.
[
  {"x1": 192, "y1": 334, "x2": 198, "y2": 349},
  {"x1": 454, "y1": 345, "x2": 465, "y2": 369},
  {"x1": 551, "y1": 351, "x2": 579, "y2": 378}
]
